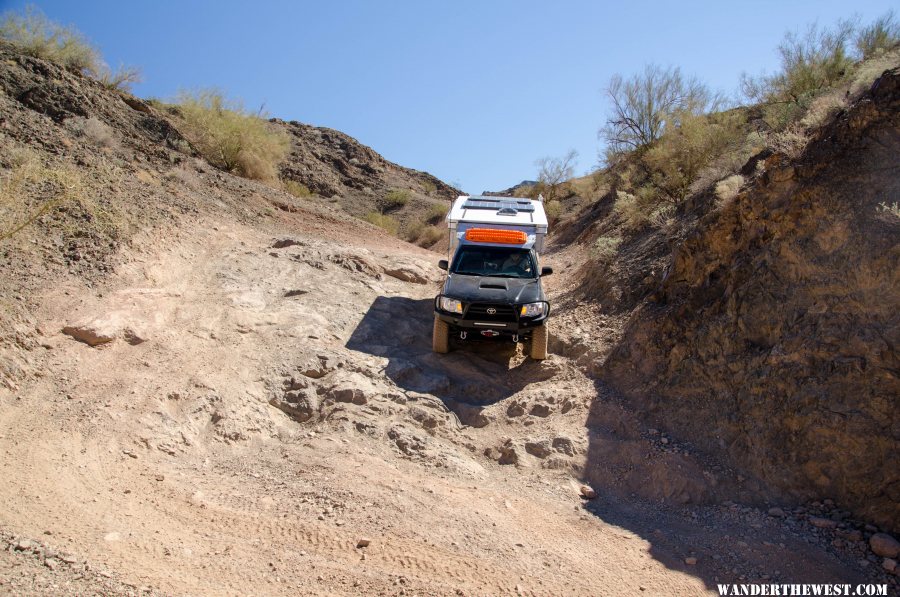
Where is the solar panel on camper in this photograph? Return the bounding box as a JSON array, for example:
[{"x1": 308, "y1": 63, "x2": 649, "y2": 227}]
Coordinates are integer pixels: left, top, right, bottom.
[{"x1": 462, "y1": 198, "x2": 535, "y2": 213}]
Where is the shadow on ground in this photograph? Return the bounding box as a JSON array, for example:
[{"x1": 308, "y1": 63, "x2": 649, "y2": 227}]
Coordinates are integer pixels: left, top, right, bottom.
[
  {"x1": 346, "y1": 296, "x2": 558, "y2": 425},
  {"x1": 580, "y1": 380, "x2": 871, "y2": 588}
]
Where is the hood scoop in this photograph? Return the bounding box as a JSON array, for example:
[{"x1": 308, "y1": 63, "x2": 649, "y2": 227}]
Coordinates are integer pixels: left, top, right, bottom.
[{"x1": 479, "y1": 281, "x2": 508, "y2": 290}]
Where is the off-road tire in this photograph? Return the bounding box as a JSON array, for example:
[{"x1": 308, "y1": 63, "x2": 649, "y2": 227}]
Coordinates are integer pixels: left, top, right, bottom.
[
  {"x1": 530, "y1": 323, "x2": 549, "y2": 360},
  {"x1": 432, "y1": 315, "x2": 449, "y2": 354}
]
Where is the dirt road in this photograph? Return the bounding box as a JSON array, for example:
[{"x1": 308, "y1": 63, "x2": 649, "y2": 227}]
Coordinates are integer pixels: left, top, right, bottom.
[{"x1": 0, "y1": 215, "x2": 870, "y2": 596}]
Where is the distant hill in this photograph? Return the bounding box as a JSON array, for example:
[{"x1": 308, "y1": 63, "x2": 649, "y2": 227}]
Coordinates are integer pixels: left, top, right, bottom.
[
  {"x1": 274, "y1": 118, "x2": 459, "y2": 242},
  {"x1": 481, "y1": 181, "x2": 537, "y2": 197}
]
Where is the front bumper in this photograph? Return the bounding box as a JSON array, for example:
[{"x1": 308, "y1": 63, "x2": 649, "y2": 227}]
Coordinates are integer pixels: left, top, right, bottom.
[{"x1": 434, "y1": 294, "x2": 550, "y2": 337}]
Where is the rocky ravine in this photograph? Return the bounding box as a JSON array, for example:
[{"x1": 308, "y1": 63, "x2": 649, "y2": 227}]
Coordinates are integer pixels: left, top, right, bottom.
[
  {"x1": 0, "y1": 37, "x2": 897, "y2": 596},
  {"x1": 1, "y1": 209, "x2": 896, "y2": 595}
]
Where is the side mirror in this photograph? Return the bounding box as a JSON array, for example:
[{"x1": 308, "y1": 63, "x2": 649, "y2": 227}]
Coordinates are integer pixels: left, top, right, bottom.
[
  {"x1": 438, "y1": 259, "x2": 448, "y2": 271},
  {"x1": 541, "y1": 266, "x2": 553, "y2": 276}
]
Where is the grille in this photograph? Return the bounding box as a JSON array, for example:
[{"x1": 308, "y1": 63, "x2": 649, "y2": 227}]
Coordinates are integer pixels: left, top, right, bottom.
[{"x1": 465, "y1": 303, "x2": 517, "y2": 322}]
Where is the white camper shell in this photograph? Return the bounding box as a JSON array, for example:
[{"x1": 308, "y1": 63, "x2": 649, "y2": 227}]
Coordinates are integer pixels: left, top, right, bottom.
[{"x1": 446, "y1": 195, "x2": 548, "y2": 255}]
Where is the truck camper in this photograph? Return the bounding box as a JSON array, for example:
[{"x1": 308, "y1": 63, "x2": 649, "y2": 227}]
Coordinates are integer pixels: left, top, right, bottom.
[{"x1": 433, "y1": 195, "x2": 552, "y2": 359}]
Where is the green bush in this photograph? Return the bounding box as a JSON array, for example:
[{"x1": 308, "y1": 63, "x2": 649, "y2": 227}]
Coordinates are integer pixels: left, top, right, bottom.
[
  {"x1": 642, "y1": 110, "x2": 743, "y2": 202},
  {"x1": 382, "y1": 189, "x2": 410, "y2": 211},
  {"x1": 544, "y1": 199, "x2": 562, "y2": 223},
  {"x1": 742, "y1": 20, "x2": 855, "y2": 106},
  {"x1": 0, "y1": 5, "x2": 100, "y2": 72},
  {"x1": 421, "y1": 180, "x2": 437, "y2": 196},
  {"x1": 856, "y1": 11, "x2": 899, "y2": 59},
  {"x1": 363, "y1": 211, "x2": 399, "y2": 235},
  {"x1": 405, "y1": 220, "x2": 426, "y2": 242},
  {"x1": 426, "y1": 202, "x2": 448, "y2": 224},
  {"x1": 175, "y1": 89, "x2": 290, "y2": 181},
  {"x1": 405, "y1": 220, "x2": 444, "y2": 246},
  {"x1": 416, "y1": 225, "x2": 444, "y2": 247},
  {"x1": 613, "y1": 191, "x2": 654, "y2": 230},
  {"x1": 283, "y1": 179, "x2": 312, "y2": 198},
  {"x1": 600, "y1": 65, "x2": 717, "y2": 153}
]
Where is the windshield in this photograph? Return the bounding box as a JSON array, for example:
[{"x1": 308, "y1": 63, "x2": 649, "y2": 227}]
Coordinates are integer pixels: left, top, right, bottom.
[{"x1": 450, "y1": 246, "x2": 536, "y2": 279}]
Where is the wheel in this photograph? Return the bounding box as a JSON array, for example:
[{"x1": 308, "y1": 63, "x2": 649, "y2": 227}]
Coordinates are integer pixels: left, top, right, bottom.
[
  {"x1": 530, "y1": 323, "x2": 548, "y2": 360},
  {"x1": 432, "y1": 315, "x2": 449, "y2": 353}
]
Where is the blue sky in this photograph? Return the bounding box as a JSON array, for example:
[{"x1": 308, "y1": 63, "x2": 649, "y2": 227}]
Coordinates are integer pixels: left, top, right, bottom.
[{"x1": 2, "y1": 0, "x2": 896, "y2": 193}]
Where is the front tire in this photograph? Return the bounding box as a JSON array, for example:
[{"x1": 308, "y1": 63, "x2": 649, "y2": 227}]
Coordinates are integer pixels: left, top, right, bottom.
[
  {"x1": 432, "y1": 315, "x2": 449, "y2": 353},
  {"x1": 530, "y1": 323, "x2": 548, "y2": 360}
]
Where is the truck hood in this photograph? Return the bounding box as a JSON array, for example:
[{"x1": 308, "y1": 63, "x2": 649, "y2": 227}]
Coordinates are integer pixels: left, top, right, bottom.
[{"x1": 442, "y1": 274, "x2": 544, "y2": 304}]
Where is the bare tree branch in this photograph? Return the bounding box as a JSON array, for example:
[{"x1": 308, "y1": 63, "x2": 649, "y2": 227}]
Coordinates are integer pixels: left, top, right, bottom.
[{"x1": 599, "y1": 65, "x2": 714, "y2": 155}]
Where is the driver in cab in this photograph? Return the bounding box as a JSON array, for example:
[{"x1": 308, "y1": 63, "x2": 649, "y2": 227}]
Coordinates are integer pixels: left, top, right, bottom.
[{"x1": 500, "y1": 252, "x2": 533, "y2": 276}]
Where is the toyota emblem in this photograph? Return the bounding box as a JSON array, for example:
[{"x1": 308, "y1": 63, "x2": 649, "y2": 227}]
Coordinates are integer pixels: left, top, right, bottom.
[{"x1": 486, "y1": 307, "x2": 497, "y2": 315}]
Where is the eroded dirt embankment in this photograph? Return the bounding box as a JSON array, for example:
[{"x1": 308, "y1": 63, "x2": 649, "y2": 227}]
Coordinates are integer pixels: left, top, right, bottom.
[{"x1": 602, "y1": 69, "x2": 900, "y2": 533}]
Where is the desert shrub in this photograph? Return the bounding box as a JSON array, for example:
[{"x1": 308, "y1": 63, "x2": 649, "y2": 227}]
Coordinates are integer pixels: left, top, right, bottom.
[
  {"x1": 800, "y1": 90, "x2": 848, "y2": 128},
  {"x1": 426, "y1": 202, "x2": 448, "y2": 224},
  {"x1": 417, "y1": 225, "x2": 444, "y2": 247},
  {"x1": 740, "y1": 13, "x2": 898, "y2": 126},
  {"x1": 592, "y1": 234, "x2": 622, "y2": 261},
  {"x1": 742, "y1": 20, "x2": 855, "y2": 106},
  {"x1": 642, "y1": 110, "x2": 744, "y2": 202},
  {"x1": 405, "y1": 221, "x2": 444, "y2": 246},
  {"x1": 689, "y1": 129, "x2": 764, "y2": 196},
  {"x1": 405, "y1": 220, "x2": 426, "y2": 242},
  {"x1": 715, "y1": 174, "x2": 745, "y2": 204},
  {"x1": 0, "y1": 148, "x2": 84, "y2": 241},
  {"x1": 421, "y1": 180, "x2": 437, "y2": 196},
  {"x1": 164, "y1": 165, "x2": 201, "y2": 190},
  {"x1": 0, "y1": 5, "x2": 100, "y2": 72},
  {"x1": 363, "y1": 211, "x2": 399, "y2": 235},
  {"x1": 649, "y1": 204, "x2": 676, "y2": 228},
  {"x1": 613, "y1": 191, "x2": 652, "y2": 230},
  {"x1": 878, "y1": 202, "x2": 900, "y2": 218},
  {"x1": 175, "y1": 89, "x2": 290, "y2": 181},
  {"x1": 535, "y1": 150, "x2": 577, "y2": 202},
  {"x1": 570, "y1": 171, "x2": 607, "y2": 200},
  {"x1": 764, "y1": 123, "x2": 810, "y2": 159},
  {"x1": 283, "y1": 179, "x2": 312, "y2": 198},
  {"x1": 68, "y1": 116, "x2": 119, "y2": 151},
  {"x1": 91, "y1": 62, "x2": 142, "y2": 92},
  {"x1": 847, "y1": 46, "x2": 900, "y2": 96},
  {"x1": 856, "y1": 11, "x2": 899, "y2": 59},
  {"x1": 382, "y1": 188, "x2": 410, "y2": 211},
  {"x1": 544, "y1": 199, "x2": 562, "y2": 223},
  {"x1": 601, "y1": 64, "x2": 719, "y2": 153}
]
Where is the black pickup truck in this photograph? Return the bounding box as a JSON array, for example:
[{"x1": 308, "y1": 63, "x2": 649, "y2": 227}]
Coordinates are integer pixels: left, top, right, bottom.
[{"x1": 433, "y1": 241, "x2": 552, "y2": 359}]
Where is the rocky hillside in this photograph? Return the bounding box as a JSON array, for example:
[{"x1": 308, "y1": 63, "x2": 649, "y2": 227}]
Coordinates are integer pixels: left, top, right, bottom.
[
  {"x1": 554, "y1": 68, "x2": 900, "y2": 532},
  {"x1": 0, "y1": 39, "x2": 454, "y2": 390},
  {"x1": 275, "y1": 118, "x2": 457, "y2": 217}
]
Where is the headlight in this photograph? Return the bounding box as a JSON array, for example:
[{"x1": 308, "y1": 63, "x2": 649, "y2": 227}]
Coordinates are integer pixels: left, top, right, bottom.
[
  {"x1": 439, "y1": 297, "x2": 463, "y2": 314},
  {"x1": 520, "y1": 302, "x2": 546, "y2": 317}
]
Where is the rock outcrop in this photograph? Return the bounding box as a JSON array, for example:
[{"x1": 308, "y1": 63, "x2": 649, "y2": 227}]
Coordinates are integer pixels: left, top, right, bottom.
[{"x1": 603, "y1": 69, "x2": 900, "y2": 531}]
